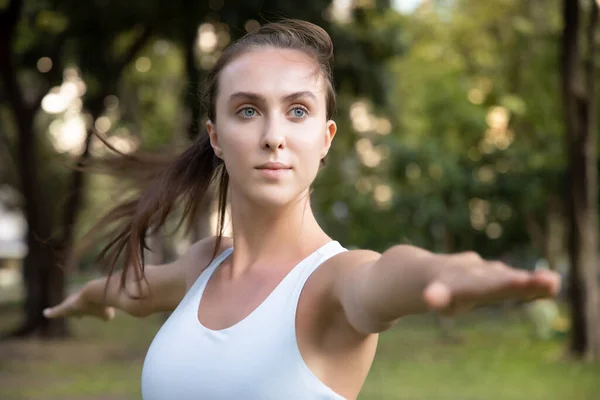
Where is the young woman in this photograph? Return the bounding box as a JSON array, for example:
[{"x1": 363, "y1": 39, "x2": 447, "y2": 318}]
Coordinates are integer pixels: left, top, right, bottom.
[{"x1": 44, "y1": 19, "x2": 560, "y2": 399}]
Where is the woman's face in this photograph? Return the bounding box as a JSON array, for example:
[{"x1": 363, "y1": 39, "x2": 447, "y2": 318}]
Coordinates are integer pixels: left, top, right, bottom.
[{"x1": 207, "y1": 47, "x2": 336, "y2": 208}]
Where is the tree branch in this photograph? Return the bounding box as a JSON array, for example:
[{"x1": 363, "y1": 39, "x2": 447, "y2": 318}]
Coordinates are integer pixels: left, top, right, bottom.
[
  {"x1": 113, "y1": 26, "x2": 154, "y2": 76},
  {"x1": 58, "y1": 26, "x2": 154, "y2": 261}
]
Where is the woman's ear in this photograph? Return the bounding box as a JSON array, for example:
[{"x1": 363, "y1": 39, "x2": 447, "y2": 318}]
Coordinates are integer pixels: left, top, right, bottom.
[
  {"x1": 322, "y1": 120, "x2": 337, "y2": 159},
  {"x1": 206, "y1": 120, "x2": 223, "y2": 158}
]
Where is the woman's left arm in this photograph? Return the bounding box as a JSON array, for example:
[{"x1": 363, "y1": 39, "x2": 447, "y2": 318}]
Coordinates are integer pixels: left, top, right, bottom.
[{"x1": 331, "y1": 245, "x2": 561, "y2": 334}]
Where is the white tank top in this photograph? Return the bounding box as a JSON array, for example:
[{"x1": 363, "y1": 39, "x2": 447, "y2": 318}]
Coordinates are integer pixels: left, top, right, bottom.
[{"x1": 141, "y1": 241, "x2": 347, "y2": 399}]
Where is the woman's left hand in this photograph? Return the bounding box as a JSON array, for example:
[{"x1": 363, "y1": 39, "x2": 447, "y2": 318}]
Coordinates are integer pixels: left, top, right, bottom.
[{"x1": 422, "y1": 252, "x2": 561, "y2": 316}]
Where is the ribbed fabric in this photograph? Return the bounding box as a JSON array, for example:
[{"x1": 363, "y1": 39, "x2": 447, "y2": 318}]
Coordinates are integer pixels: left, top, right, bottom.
[{"x1": 141, "y1": 241, "x2": 347, "y2": 399}]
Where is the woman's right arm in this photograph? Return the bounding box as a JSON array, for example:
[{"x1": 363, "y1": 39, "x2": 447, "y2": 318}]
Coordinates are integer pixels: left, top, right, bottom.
[{"x1": 43, "y1": 236, "x2": 222, "y2": 320}]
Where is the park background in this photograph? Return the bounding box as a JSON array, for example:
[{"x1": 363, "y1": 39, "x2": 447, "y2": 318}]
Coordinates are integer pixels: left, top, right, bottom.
[{"x1": 1, "y1": 0, "x2": 600, "y2": 399}]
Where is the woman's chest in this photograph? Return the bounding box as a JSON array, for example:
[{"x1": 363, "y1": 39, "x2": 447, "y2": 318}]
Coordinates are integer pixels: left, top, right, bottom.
[{"x1": 141, "y1": 310, "x2": 313, "y2": 400}]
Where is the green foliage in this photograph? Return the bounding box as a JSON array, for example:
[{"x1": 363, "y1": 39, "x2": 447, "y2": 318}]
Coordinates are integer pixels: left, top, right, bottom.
[{"x1": 314, "y1": 0, "x2": 569, "y2": 261}]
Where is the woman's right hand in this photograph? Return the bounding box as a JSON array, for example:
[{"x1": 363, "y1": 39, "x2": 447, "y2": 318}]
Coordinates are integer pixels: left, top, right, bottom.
[{"x1": 43, "y1": 288, "x2": 116, "y2": 321}]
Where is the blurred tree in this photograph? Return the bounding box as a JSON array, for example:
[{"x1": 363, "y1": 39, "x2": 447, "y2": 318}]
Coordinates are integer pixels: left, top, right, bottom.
[
  {"x1": 315, "y1": 1, "x2": 568, "y2": 261},
  {"x1": 0, "y1": 0, "x2": 156, "y2": 337},
  {"x1": 312, "y1": 1, "x2": 597, "y2": 350},
  {"x1": 560, "y1": 0, "x2": 600, "y2": 360}
]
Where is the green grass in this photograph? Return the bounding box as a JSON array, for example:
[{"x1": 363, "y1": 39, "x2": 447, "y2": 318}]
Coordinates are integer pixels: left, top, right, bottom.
[
  {"x1": 362, "y1": 311, "x2": 599, "y2": 400},
  {"x1": 1, "y1": 305, "x2": 598, "y2": 400}
]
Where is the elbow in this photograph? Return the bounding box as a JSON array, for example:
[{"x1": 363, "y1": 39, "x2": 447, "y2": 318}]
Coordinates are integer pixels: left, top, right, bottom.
[
  {"x1": 127, "y1": 306, "x2": 152, "y2": 318},
  {"x1": 358, "y1": 318, "x2": 398, "y2": 334},
  {"x1": 120, "y1": 296, "x2": 153, "y2": 318}
]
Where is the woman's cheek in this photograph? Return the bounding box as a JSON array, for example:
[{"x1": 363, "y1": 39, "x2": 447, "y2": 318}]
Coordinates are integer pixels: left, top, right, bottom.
[{"x1": 226, "y1": 136, "x2": 254, "y2": 159}]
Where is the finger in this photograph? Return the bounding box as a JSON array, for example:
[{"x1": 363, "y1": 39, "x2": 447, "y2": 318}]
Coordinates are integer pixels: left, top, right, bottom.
[
  {"x1": 517, "y1": 271, "x2": 560, "y2": 302},
  {"x1": 452, "y1": 269, "x2": 531, "y2": 306},
  {"x1": 458, "y1": 267, "x2": 526, "y2": 297},
  {"x1": 508, "y1": 268, "x2": 531, "y2": 285},
  {"x1": 531, "y1": 270, "x2": 562, "y2": 296},
  {"x1": 82, "y1": 304, "x2": 114, "y2": 321},
  {"x1": 43, "y1": 304, "x2": 69, "y2": 319},
  {"x1": 102, "y1": 307, "x2": 116, "y2": 321},
  {"x1": 493, "y1": 272, "x2": 542, "y2": 303},
  {"x1": 423, "y1": 281, "x2": 452, "y2": 310}
]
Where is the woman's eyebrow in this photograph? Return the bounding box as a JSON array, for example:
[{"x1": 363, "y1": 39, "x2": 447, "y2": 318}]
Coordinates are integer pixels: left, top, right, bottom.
[
  {"x1": 228, "y1": 91, "x2": 317, "y2": 104},
  {"x1": 229, "y1": 92, "x2": 266, "y2": 103},
  {"x1": 282, "y1": 91, "x2": 317, "y2": 103}
]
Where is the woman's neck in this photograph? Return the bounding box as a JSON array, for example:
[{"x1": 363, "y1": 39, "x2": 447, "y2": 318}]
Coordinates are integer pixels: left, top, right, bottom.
[{"x1": 225, "y1": 190, "x2": 331, "y2": 278}]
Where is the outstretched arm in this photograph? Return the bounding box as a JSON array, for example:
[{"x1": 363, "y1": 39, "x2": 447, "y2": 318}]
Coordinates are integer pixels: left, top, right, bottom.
[
  {"x1": 43, "y1": 236, "x2": 220, "y2": 320},
  {"x1": 332, "y1": 245, "x2": 561, "y2": 334}
]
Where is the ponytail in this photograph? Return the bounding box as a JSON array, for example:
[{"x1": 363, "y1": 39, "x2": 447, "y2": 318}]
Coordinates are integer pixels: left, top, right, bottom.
[{"x1": 80, "y1": 132, "x2": 228, "y2": 297}]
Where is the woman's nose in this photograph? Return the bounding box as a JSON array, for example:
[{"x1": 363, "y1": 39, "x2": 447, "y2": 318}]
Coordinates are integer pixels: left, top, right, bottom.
[{"x1": 261, "y1": 118, "x2": 285, "y2": 150}]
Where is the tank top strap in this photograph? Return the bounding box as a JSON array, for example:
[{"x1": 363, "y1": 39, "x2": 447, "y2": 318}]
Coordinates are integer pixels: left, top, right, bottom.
[
  {"x1": 286, "y1": 241, "x2": 347, "y2": 308},
  {"x1": 187, "y1": 247, "x2": 234, "y2": 299}
]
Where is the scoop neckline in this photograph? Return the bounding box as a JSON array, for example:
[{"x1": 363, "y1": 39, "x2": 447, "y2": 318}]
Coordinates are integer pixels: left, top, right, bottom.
[{"x1": 195, "y1": 241, "x2": 338, "y2": 334}]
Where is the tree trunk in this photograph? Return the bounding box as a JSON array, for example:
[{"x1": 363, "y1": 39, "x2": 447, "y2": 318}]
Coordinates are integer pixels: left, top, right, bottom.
[
  {"x1": 0, "y1": 1, "x2": 152, "y2": 339},
  {"x1": 0, "y1": 99, "x2": 70, "y2": 338},
  {"x1": 183, "y1": 25, "x2": 204, "y2": 142},
  {"x1": 17, "y1": 240, "x2": 68, "y2": 338},
  {"x1": 0, "y1": 1, "x2": 69, "y2": 337},
  {"x1": 561, "y1": 0, "x2": 600, "y2": 361},
  {"x1": 0, "y1": 79, "x2": 70, "y2": 338}
]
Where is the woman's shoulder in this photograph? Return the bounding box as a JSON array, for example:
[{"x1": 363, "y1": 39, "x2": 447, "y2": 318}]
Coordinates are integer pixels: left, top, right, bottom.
[
  {"x1": 311, "y1": 247, "x2": 382, "y2": 296},
  {"x1": 301, "y1": 247, "x2": 383, "y2": 338},
  {"x1": 189, "y1": 235, "x2": 234, "y2": 256},
  {"x1": 325, "y1": 247, "x2": 381, "y2": 272},
  {"x1": 182, "y1": 235, "x2": 234, "y2": 289}
]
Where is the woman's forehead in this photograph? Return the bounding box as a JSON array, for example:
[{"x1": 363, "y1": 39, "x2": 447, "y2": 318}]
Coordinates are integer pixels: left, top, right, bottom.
[{"x1": 217, "y1": 48, "x2": 326, "y2": 101}]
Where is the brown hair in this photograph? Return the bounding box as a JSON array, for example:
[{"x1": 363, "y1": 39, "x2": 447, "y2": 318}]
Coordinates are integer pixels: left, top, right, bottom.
[{"x1": 89, "y1": 19, "x2": 337, "y2": 295}]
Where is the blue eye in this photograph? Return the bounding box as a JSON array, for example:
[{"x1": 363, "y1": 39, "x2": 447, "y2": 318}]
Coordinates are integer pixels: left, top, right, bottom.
[
  {"x1": 291, "y1": 107, "x2": 307, "y2": 118},
  {"x1": 239, "y1": 107, "x2": 257, "y2": 118}
]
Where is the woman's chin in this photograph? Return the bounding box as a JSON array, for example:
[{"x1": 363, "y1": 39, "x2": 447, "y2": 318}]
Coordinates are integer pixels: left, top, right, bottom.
[{"x1": 245, "y1": 188, "x2": 308, "y2": 209}]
